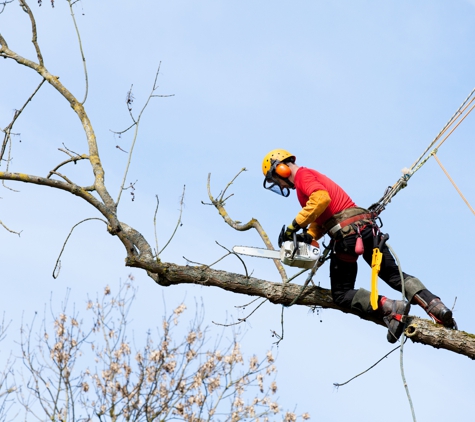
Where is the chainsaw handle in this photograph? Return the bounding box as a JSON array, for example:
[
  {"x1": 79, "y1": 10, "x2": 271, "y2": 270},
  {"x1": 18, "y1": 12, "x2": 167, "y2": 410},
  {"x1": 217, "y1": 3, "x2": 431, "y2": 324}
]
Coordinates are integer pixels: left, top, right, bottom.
[
  {"x1": 278, "y1": 225, "x2": 286, "y2": 248},
  {"x1": 291, "y1": 231, "x2": 298, "y2": 259}
]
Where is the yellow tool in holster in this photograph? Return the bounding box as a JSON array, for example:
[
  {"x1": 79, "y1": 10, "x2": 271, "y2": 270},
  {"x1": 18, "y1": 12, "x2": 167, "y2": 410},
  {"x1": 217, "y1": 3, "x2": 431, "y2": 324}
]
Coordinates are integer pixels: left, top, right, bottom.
[{"x1": 370, "y1": 233, "x2": 389, "y2": 310}]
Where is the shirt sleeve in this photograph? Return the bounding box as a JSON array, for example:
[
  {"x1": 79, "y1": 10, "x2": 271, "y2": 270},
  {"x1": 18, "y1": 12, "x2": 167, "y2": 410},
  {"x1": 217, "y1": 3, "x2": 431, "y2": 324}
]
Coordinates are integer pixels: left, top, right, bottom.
[{"x1": 295, "y1": 190, "x2": 331, "y2": 227}]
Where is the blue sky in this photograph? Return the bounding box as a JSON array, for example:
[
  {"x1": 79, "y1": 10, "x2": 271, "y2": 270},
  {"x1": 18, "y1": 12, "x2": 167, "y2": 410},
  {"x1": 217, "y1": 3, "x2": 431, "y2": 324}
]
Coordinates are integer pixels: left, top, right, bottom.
[{"x1": 1, "y1": 1, "x2": 475, "y2": 420}]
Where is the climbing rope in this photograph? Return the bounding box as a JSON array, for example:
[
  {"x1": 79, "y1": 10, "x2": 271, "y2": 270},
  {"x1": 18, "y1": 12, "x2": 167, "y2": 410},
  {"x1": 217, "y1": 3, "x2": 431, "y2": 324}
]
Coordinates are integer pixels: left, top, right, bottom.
[
  {"x1": 369, "y1": 87, "x2": 475, "y2": 215},
  {"x1": 387, "y1": 242, "x2": 417, "y2": 422},
  {"x1": 432, "y1": 153, "x2": 475, "y2": 216}
]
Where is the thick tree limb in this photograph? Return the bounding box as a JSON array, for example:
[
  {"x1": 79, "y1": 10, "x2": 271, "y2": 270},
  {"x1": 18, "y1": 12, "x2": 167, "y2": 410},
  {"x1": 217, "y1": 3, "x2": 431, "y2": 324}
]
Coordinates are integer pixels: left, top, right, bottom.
[{"x1": 124, "y1": 255, "x2": 475, "y2": 359}]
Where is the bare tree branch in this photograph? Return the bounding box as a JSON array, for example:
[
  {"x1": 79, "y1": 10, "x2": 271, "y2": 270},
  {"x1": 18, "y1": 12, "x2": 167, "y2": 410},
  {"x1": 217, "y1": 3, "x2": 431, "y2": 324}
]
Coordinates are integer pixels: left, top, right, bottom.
[
  {"x1": 207, "y1": 170, "x2": 288, "y2": 282},
  {"x1": 53, "y1": 217, "x2": 108, "y2": 278},
  {"x1": 1, "y1": 78, "x2": 46, "y2": 162},
  {"x1": 0, "y1": 35, "x2": 116, "y2": 213},
  {"x1": 18, "y1": 0, "x2": 43, "y2": 66},
  {"x1": 0, "y1": 219, "x2": 21, "y2": 236},
  {"x1": 116, "y1": 63, "x2": 174, "y2": 206},
  {"x1": 0, "y1": 0, "x2": 15, "y2": 14},
  {"x1": 157, "y1": 185, "x2": 185, "y2": 256},
  {"x1": 67, "y1": 0, "x2": 88, "y2": 104},
  {"x1": 47, "y1": 154, "x2": 89, "y2": 180}
]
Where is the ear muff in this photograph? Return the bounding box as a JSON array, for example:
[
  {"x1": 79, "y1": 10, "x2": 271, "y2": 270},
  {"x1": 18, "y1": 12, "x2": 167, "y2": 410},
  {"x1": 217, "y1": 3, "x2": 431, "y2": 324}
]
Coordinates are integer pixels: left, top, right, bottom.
[{"x1": 275, "y1": 163, "x2": 291, "y2": 178}]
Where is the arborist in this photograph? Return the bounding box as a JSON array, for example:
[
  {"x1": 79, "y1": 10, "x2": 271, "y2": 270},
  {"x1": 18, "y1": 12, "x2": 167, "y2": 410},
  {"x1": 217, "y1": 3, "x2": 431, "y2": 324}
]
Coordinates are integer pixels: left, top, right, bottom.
[{"x1": 262, "y1": 149, "x2": 457, "y2": 343}]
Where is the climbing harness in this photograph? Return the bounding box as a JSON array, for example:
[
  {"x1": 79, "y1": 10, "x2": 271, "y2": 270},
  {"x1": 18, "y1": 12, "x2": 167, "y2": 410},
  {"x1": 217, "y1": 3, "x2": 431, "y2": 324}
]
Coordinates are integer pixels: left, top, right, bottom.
[{"x1": 328, "y1": 210, "x2": 389, "y2": 307}]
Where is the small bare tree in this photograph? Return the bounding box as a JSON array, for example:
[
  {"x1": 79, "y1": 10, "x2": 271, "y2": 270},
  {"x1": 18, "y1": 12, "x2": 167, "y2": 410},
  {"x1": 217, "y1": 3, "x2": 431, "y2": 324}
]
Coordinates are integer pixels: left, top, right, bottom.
[{"x1": 7, "y1": 276, "x2": 310, "y2": 421}]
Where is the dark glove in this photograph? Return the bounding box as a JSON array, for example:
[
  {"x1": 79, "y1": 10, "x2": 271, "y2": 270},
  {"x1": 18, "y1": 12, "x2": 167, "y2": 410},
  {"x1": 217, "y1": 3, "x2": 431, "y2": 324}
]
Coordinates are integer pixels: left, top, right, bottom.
[
  {"x1": 278, "y1": 220, "x2": 301, "y2": 247},
  {"x1": 296, "y1": 232, "x2": 313, "y2": 244}
]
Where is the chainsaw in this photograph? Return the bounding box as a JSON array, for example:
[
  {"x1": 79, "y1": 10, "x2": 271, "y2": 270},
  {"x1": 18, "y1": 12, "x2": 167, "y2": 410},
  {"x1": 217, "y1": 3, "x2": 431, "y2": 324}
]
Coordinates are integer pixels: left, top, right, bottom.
[{"x1": 233, "y1": 229, "x2": 321, "y2": 269}]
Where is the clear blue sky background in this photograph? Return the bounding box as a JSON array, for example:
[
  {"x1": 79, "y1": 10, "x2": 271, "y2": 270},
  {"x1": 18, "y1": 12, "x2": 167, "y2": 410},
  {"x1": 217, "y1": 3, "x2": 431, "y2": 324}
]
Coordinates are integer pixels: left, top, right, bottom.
[{"x1": 1, "y1": 1, "x2": 475, "y2": 420}]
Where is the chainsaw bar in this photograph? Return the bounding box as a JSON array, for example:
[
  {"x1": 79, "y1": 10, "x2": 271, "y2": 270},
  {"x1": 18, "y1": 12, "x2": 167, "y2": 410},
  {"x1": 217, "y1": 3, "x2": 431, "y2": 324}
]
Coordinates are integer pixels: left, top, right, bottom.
[
  {"x1": 232, "y1": 246, "x2": 280, "y2": 260},
  {"x1": 233, "y1": 242, "x2": 320, "y2": 270}
]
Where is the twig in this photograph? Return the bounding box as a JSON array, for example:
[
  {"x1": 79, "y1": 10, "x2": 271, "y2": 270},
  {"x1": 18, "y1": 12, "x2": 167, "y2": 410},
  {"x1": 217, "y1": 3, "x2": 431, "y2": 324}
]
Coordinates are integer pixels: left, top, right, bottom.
[
  {"x1": 218, "y1": 168, "x2": 246, "y2": 202},
  {"x1": 153, "y1": 195, "x2": 160, "y2": 260},
  {"x1": 157, "y1": 185, "x2": 185, "y2": 256},
  {"x1": 48, "y1": 171, "x2": 74, "y2": 184},
  {"x1": 53, "y1": 218, "x2": 107, "y2": 278},
  {"x1": 215, "y1": 241, "x2": 249, "y2": 279},
  {"x1": 2, "y1": 136, "x2": 19, "y2": 191},
  {"x1": 286, "y1": 268, "x2": 309, "y2": 283},
  {"x1": 183, "y1": 253, "x2": 230, "y2": 269},
  {"x1": 110, "y1": 122, "x2": 136, "y2": 137},
  {"x1": 333, "y1": 342, "x2": 403, "y2": 388},
  {"x1": 212, "y1": 299, "x2": 268, "y2": 327},
  {"x1": 1, "y1": 78, "x2": 46, "y2": 161},
  {"x1": 272, "y1": 306, "x2": 285, "y2": 346},
  {"x1": 116, "y1": 63, "x2": 174, "y2": 206},
  {"x1": 0, "y1": 219, "x2": 21, "y2": 236},
  {"x1": 182, "y1": 257, "x2": 207, "y2": 266},
  {"x1": 19, "y1": 0, "x2": 44, "y2": 66},
  {"x1": 47, "y1": 154, "x2": 88, "y2": 179},
  {"x1": 0, "y1": 0, "x2": 15, "y2": 14},
  {"x1": 67, "y1": 0, "x2": 88, "y2": 104},
  {"x1": 60, "y1": 144, "x2": 82, "y2": 158},
  {"x1": 234, "y1": 297, "x2": 262, "y2": 309}
]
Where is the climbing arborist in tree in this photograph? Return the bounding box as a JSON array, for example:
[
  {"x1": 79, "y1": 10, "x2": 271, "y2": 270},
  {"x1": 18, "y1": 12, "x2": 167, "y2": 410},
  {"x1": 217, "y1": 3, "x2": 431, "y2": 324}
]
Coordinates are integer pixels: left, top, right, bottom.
[{"x1": 262, "y1": 149, "x2": 457, "y2": 343}]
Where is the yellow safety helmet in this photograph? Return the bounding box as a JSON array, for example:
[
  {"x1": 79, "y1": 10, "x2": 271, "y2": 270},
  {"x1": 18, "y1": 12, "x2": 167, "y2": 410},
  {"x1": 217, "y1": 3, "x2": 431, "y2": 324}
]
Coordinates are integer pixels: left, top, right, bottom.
[
  {"x1": 262, "y1": 149, "x2": 296, "y2": 197},
  {"x1": 261, "y1": 149, "x2": 295, "y2": 176}
]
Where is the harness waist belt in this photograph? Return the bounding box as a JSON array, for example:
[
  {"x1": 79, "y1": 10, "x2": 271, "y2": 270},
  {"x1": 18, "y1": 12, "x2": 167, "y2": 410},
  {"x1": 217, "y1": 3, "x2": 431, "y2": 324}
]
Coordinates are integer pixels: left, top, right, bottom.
[{"x1": 328, "y1": 213, "x2": 374, "y2": 236}]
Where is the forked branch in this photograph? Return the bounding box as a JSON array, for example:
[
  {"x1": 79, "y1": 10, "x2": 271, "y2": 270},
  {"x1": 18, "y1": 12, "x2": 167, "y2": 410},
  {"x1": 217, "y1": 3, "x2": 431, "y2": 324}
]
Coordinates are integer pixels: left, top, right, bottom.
[{"x1": 206, "y1": 170, "x2": 288, "y2": 282}]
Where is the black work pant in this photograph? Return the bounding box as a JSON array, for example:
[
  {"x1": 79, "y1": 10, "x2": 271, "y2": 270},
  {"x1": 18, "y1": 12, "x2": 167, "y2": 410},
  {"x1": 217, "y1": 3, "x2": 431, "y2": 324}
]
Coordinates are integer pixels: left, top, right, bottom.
[{"x1": 330, "y1": 225, "x2": 417, "y2": 310}]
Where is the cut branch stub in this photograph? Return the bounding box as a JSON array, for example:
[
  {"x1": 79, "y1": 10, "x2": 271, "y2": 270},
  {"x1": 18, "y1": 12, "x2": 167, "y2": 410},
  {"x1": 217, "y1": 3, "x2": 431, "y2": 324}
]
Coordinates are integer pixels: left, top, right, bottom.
[{"x1": 405, "y1": 318, "x2": 475, "y2": 359}]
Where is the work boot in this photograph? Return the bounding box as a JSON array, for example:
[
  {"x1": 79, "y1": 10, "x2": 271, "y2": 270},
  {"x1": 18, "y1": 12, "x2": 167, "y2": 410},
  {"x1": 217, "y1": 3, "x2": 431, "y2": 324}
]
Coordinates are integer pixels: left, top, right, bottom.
[
  {"x1": 379, "y1": 297, "x2": 411, "y2": 344},
  {"x1": 412, "y1": 294, "x2": 457, "y2": 329}
]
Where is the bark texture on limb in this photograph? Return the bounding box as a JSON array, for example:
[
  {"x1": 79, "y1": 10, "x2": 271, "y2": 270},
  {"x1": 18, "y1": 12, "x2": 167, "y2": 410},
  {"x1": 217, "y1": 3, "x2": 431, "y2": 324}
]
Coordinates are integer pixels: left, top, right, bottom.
[{"x1": 127, "y1": 258, "x2": 475, "y2": 360}]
